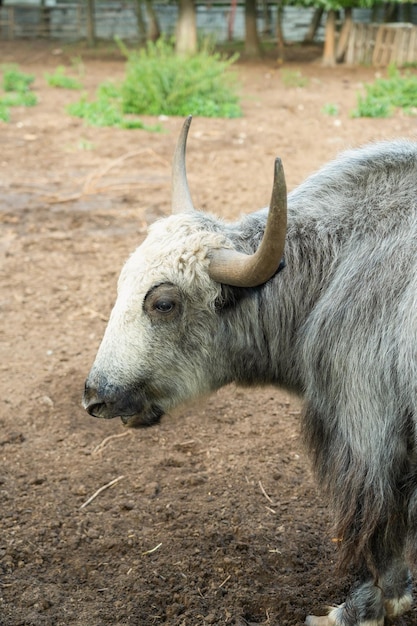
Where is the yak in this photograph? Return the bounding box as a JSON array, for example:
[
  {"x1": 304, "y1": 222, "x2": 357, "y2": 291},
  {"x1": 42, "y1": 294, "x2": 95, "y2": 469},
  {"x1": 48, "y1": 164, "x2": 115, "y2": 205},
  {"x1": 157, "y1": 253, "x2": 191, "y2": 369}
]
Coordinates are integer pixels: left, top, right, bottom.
[{"x1": 83, "y1": 116, "x2": 417, "y2": 625}]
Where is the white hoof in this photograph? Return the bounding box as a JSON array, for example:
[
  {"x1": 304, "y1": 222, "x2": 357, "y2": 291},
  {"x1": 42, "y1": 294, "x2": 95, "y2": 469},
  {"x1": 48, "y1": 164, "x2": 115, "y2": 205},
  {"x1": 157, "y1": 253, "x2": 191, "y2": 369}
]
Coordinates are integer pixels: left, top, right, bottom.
[
  {"x1": 305, "y1": 606, "x2": 340, "y2": 626},
  {"x1": 305, "y1": 616, "x2": 336, "y2": 626},
  {"x1": 384, "y1": 592, "x2": 412, "y2": 618},
  {"x1": 305, "y1": 605, "x2": 385, "y2": 626}
]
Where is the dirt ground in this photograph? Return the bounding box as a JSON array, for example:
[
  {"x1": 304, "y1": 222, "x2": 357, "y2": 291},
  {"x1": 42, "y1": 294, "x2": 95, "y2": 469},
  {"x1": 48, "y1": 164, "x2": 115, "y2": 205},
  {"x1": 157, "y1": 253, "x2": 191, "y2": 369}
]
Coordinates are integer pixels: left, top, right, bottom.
[{"x1": 2, "y1": 40, "x2": 417, "y2": 626}]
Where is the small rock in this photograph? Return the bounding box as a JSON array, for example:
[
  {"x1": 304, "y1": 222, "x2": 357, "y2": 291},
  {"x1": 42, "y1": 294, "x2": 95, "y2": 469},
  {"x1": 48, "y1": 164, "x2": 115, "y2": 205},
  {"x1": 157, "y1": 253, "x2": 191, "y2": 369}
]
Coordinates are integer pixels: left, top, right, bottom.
[
  {"x1": 143, "y1": 481, "x2": 159, "y2": 497},
  {"x1": 39, "y1": 395, "x2": 54, "y2": 407}
]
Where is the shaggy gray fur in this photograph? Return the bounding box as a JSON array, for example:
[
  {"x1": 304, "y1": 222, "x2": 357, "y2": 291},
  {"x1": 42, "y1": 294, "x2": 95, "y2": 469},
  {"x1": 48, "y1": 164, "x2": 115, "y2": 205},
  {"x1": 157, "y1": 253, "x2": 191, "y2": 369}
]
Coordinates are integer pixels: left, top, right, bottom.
[{"x1": 84, "y1": 139, "x2": 417, "y2": 625}]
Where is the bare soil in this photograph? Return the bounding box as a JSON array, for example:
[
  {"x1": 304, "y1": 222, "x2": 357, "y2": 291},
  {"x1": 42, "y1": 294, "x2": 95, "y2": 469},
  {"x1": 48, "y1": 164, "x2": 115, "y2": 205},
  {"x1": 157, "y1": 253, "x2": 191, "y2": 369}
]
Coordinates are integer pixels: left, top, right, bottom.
[{"x1": 1, "y1": 40, "x2": 417, "y2": 626}]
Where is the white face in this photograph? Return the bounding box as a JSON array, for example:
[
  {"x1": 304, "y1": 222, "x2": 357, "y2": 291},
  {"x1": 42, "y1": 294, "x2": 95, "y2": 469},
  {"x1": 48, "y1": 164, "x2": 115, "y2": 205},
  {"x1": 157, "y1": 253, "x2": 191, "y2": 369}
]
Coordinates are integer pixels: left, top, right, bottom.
[{"x1": 83, "y1": 213, "x2": 231, "y2": 427}]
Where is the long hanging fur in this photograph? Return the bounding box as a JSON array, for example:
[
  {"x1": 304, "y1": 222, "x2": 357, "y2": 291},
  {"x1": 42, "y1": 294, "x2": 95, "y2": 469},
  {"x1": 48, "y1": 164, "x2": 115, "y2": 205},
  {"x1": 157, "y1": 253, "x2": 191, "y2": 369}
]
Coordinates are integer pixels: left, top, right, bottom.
[{"x1": 85, "y1": 139, "x2": 417, "y2": 595}]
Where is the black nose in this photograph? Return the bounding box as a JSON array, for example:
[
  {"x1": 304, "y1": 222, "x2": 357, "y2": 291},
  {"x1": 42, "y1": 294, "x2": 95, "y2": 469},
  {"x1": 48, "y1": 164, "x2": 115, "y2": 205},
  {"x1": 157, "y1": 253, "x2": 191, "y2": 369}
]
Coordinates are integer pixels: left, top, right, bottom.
[
  {"x1": 85, "y1": 399, "x2": 106, "y2": 418},
  {"x1": 82, "y1": 381, "x2": 118, "y2": 419}
]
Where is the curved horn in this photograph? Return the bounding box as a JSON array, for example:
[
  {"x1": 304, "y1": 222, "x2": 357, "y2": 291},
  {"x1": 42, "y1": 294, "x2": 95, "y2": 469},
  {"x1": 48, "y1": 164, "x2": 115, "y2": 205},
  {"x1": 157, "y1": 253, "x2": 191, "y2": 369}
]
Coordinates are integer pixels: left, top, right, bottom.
[
  {"x1": 208, "y1": 157, "x2": 287, "y2": 287},
  {"x1": 172, "y1": 115, "x2": 195, "y2": 214}
]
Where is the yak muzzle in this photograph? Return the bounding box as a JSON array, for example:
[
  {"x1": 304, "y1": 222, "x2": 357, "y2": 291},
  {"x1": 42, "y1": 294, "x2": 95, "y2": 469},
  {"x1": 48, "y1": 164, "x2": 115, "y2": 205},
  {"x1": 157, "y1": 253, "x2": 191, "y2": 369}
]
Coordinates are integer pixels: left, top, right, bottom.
[{"x1": 82, "y1": 378, "x2": 164, "y2": 427}]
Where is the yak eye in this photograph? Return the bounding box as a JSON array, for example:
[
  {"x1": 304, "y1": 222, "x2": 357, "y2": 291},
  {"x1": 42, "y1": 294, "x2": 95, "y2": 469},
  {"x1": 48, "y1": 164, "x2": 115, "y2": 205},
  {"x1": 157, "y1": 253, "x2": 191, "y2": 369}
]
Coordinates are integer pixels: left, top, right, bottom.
[
  {"x1": 144, "y1": 284, "x2": 182, "y2": 321},
  {"x1": 155, "y1": 299, "x2": 174, "y2": 313}
]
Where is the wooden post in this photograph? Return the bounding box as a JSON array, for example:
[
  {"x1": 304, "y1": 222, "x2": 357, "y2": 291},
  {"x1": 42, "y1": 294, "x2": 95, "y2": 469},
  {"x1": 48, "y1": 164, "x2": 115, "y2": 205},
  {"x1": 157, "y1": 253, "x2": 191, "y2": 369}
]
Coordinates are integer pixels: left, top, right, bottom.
[
  {"x1": 336, "y1": 7, "x2": 352, "y2": 63},
  {"x1": 322, "y1": 9, "x2": 336, "y2": 66},
  {"x1": 228, "y1": 0, "x2": 237, "y2": 41}
]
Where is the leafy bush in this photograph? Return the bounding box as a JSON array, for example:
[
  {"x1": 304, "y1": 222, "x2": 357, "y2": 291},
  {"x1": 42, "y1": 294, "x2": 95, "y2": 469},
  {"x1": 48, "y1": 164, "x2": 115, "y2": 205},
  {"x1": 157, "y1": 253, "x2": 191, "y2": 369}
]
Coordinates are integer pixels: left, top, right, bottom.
[
  {"x1": 352, "y1": 65, "x2": 417, "y2": 118},
  {"x1": 68, "y1": 39, "x2": 241, "y2": 128},
  {"x1": 121, "y1": 39, "x2": 241, "y2": 118},
  {"x1": 0, "y1": 64, "x2": 38, "y2": 122},
  {"x1": 45, "y1": 66, "x2": 83, "y2": 90}
]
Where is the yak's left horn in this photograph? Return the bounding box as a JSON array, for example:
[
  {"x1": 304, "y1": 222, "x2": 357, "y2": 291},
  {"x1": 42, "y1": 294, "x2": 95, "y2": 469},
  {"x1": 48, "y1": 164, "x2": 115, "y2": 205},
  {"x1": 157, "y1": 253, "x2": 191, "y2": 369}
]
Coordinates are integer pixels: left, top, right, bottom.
[
  {"x1": 172, "y1": 115, "x2": 195, "y2": 214},
  {"x1": 208, "y1": 157, "x2": 287, "y2": 287}
]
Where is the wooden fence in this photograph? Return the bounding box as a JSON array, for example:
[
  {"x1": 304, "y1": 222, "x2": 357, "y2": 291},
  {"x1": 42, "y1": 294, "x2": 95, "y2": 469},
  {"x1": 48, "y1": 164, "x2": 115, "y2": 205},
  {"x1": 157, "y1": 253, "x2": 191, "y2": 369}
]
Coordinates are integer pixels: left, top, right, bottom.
[
  {"x1": 346, "y1": 22, "x2": 417, "y2": 66},
  {"x1": 0, "y1": 4, "x2": 83, "y2": 39}
]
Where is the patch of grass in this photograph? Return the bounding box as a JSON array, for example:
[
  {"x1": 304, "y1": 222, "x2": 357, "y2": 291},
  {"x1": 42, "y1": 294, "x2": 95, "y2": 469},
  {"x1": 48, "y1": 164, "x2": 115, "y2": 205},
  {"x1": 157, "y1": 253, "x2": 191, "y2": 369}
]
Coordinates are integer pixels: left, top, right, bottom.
[
  {"x1": 0, "y1": 64, "x2": 38, "y2": 122},
  {"x1": 1, "y1": 91, "x2": 38, "y2": 107},
  {"x1": 68, "y1": 38, "x2": 241, "y2": 129},
  {"x1": 67, "y1": 82, "x2": 160, "y2": 130},
  {"x1": 45, "y1": 66, "x2": 83, "y2": 90},
  {"x1": 322, "y1": 103, "x2": 339, "y2": 116},
  {"x1": 78, "y1": 138, "x2": 94, "y2": 151},
  {"x1": 280, "y1": 69, "x2": 308, "y2": 88},
  {"x1": 0, "y1": 101, "x2": 9, "y2": 122},
  {"x1": 2, "y1": 64, "x2": 34, "y2": 93},
  {"x1": 351, "y1": 65, "x2": 417, "y2": 118},
  {"x1": 70, "y1": 55, "x2": 85, "y2": 77}
]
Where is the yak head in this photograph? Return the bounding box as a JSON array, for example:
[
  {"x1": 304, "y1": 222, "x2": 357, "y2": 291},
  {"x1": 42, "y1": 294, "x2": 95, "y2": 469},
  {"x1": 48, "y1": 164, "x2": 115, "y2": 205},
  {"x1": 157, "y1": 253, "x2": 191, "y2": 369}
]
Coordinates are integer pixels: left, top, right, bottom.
[{"x1": 83, "y1": 117, "x2": 287, "y2": 427}]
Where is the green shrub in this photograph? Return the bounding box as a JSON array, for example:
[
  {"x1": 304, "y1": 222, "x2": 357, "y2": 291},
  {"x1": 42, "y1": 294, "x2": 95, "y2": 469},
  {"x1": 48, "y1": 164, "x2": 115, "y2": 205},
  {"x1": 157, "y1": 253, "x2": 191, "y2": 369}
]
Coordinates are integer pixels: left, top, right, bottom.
[
  {"x1": 121, "y1": 39, "x2": 241, "y2": 118},
  {"x1": 45, "y1": 66, "x2": 83, "y2": 90},
  {"x1": 68, "y1": 38, "x2": 241, "y2": 128},
  {"x1": 352, "y1": 65, "x2": 417, "y2": 118},
  {"x1": 0, "y1": 64, "x2": 38, "y2": 121},
  {"x1": 2, "y1": 64, "x2": 34, "y2": 93}
]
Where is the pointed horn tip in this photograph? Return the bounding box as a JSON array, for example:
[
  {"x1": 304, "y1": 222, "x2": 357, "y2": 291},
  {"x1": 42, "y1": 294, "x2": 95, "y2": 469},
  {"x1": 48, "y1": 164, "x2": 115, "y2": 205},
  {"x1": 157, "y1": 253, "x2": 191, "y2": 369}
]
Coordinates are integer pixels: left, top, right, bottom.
[
  {"x1": 274, "y1": 156, "x2": 284, "y2": 177},
  {"x1": 183, "y1": 115, "x2": 193, "y2": 133},
  {"x1": 174, "y1": 116, "x2": 193, "y2": 150},
  {"x1": 174, "y1": 116, "x2": 193, "y2": 156},
  {"x1": 272, "y1": 156, "x2": 287, "y2": 197}
]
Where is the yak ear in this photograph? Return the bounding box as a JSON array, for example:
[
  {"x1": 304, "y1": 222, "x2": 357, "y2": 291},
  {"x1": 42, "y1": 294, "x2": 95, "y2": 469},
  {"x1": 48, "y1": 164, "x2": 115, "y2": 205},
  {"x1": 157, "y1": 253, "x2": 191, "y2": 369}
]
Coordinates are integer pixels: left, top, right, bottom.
[
  {"x1": 214, "y1": 283, "x2": 251, "y2": 312},
  {"x1": 172, "y1": 116, "x2": 195, "y2": 214}
]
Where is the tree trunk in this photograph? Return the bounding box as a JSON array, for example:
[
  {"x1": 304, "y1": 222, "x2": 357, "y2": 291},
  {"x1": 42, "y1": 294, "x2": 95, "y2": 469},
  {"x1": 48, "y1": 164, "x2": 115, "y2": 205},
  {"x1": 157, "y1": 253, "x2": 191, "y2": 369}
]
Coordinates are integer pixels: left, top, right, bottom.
[
  {"x1": 336, "y1": 7, "x2": 352, "y2": 63},
  {"x1": 261, "y1": 0, "x2": 271, "y2": 36},
  {"x1": 384, "y1": 2, "x2": 398, "y2": 23},
  {"x1": 244, "y1": 0, "x2": 261, "y2": 57},
  {"x1": 175, "y1": 0, "x2": 197, "y2": 55},
  {"x1": 135, "y1": 0, "x2": 147, "y2": 43},
  {"x1": 403, "y1": 2, "x2": 412, "y2": 22},
  {"x1": 145, "y1": 0, "x2": 161, "y2": 41},
  {"x1": 322, "y1": 9, "x2": 336, "y2": 66},
  {"x1": 86, "y1": 0, "x2": 96, "y2": 47},
  {"x1": 303, "y1": 7, "x2": 323, "y2": 44},
  {"x1": 276, "y1": 0, "x2": 285, "y2": 63},
  {"x1": 228, "y1": 0, "x2": 237, "y2": 41}
]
